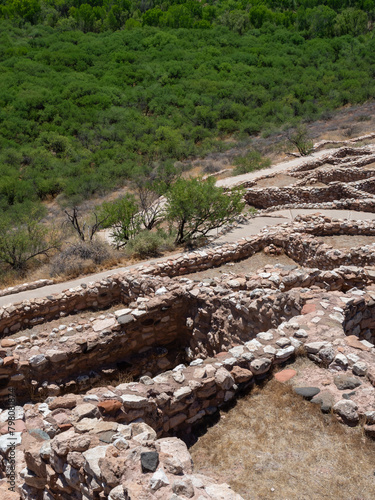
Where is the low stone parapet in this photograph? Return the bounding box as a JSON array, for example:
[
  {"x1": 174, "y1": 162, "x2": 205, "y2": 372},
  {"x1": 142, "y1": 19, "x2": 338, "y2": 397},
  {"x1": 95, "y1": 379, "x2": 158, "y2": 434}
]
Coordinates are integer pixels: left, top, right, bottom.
[{"x1": 0, "y1": 280, "x2": 54, "y2": 298}]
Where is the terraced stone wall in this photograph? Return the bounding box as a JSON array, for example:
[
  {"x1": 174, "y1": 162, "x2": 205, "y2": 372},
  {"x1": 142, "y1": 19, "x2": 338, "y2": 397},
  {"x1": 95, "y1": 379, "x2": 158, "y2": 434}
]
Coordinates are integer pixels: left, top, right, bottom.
[
  {"x1": 244, "y1": 182, "x2": 370, "y2": 209},
  {"x1": 0, "y1": 281, "x2": 304, "y2": 404}
]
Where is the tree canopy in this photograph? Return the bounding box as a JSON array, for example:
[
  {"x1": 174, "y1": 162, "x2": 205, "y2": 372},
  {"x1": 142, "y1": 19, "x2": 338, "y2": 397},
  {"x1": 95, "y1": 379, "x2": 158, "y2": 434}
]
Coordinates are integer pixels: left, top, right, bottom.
[{"x1": 165, "y1": 177, "x2": 244, "y2": 244}]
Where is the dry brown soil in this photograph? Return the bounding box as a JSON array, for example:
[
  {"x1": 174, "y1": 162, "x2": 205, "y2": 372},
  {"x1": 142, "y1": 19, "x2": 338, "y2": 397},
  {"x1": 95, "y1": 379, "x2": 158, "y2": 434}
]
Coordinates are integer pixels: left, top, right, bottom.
[
  {"x1": 254, "y1": 174, "x2": 298, "y2": 188},
  {"x1": 317, "y1": 235, "x2": 375, "y2": 249},
  {"x1": 184, "y1": 252, "x2": 299, "y2": 281}
]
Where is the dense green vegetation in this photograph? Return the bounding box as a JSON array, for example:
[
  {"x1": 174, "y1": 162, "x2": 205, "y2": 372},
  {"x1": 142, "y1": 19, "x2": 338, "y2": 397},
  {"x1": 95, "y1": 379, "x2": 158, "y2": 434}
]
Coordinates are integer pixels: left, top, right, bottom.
[
  {"x1": 1, "y1": 0, "x2": 375, "y2": 216},
  {"x1": 1, "y1": 0, "x2": 375, "y2": 35}
]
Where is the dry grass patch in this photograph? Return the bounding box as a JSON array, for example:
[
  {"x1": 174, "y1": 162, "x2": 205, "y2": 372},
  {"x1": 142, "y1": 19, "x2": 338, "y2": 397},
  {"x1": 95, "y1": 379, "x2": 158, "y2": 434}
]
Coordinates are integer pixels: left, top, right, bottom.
[{"x1": 190, "y1": 377, "x2": 375, "y2": 500}]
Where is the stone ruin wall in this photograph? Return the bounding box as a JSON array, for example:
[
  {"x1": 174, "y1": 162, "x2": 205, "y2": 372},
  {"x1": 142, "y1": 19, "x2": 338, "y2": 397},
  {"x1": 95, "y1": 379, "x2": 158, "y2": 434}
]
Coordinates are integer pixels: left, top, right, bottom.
[
  {"x1": 0, "y1": 270, "x2": 307, "y2": 404},
  {"x1": 1, "y1": 214, "x2": 375, "y2": 499},
  {"x1": 242, "y1": 145, "x2": 375, "y2": 210},
  {"x1": 4, "y1": 270, "x2": 375, "y2": 500},
  {"x1": 3, "y1": 218, "x2": 375, "y2": 342},
  {"x1": 0, "y1": 280, "x2": 55, "y2": 299},
  {"x1": 244, "y1": 180, "x2": 372, "y2": 209}
]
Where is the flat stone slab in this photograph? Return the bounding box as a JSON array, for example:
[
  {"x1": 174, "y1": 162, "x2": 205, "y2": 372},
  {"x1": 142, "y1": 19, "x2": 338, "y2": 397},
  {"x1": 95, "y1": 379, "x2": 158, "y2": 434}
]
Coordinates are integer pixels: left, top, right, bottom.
[
  {"x1": 345, "y1": 335, "x2": 371, "y2": 351},
  {"x1": 294, "y1": 387, "x2": 320, "y2": 400},
  {"x1": 92, "y1": 318, "x2": 116, "y2": 332},
  {"x1": 99, "y1": 431, "x2": 116, "y2": 443},
  {"x1": 274, "y1": 368, "x2": 297, "y2": 383}
]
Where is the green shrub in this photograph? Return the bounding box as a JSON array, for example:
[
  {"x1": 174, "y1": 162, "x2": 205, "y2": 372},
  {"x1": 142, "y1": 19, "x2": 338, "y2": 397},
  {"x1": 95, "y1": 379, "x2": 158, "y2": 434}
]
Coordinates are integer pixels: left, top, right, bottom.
[
  {"x1": 233, "y1": 150, "x2": 271, "y2": 176},
  {"x1": 125, "y1": 230, "x2": 175, "y2": 258}
]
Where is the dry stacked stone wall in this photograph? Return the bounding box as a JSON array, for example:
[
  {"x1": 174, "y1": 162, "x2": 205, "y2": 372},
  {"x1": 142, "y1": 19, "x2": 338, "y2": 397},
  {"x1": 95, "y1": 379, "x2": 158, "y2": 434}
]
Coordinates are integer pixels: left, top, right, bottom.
[
  {"x1": 243, "y1": 144, "x2": 375, "y2": 211},
  {"x1": 3, "y1": 216, "x2": 375, "y2": 341},
  {"x1": 1, "y1": 271, "x2": 375, "y2": 499}
]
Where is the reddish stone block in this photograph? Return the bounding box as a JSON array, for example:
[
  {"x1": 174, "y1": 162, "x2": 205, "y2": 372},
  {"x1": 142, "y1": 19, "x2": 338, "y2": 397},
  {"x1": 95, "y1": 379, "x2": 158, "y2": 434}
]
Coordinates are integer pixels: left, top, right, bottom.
[
  {"x1": 97, "y1": 400, "x2": 122, "y2": 415},
  {"x1": 274, "y1": 368, "x2": 297, "y2": 383},
  {"x1": 301, "y1": 303, "x2": 316, "y2": 315}
]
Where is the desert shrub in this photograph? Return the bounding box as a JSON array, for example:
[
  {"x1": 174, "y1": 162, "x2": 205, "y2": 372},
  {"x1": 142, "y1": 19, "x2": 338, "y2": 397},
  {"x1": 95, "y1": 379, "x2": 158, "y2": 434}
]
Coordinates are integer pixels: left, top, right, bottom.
[
  {"x1": 233, "y1": 150, "x2": 271, "y2": 175},
  {"x1": 0, "y1": 204, "x2": 60, "y2": 273},
  {"x1": 342, "y1": 126, "x2": 357, "y2": 138},
  {"x1": 285, "y1": 125, "x2": 314, "y2": 156},
  {"x1": 50, "y1": 240, "x2": 112, "y2": 276},
  {"x1": 98, "y1": 194, "x2": 141, "y2": 248},
  {"x1": 357, "y1": 114, "x2": 372, "y2": 122},
  {"x1": 203, "y1": 162, "x2": 221, "y2": 174},
  {"x1": 165, "y1": 176, "x2": 244, "y2": 244},
  {"x1": 64, "y1": 240, "x2": 111, "y2": 264},
  {"x1": 125, "y1": 230, "x2": 175, "y2": 258},
  {"x1": 50, "y1": 254, "x2": 89, "y2": 278}
]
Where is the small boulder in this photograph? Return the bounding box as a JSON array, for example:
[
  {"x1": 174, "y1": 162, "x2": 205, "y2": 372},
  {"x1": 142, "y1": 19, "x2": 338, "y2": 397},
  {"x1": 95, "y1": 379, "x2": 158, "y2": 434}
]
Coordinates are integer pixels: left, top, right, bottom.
[
  {"x1": 230, "y1": 366, "x2": 253, "y2": 384},
  {"x1": 97, "y1": 400, "x2": 122, "y2": 415},
  {"x1": 108, "y1": 485, "x2": 128, "y2": 500},
  {"x1": 72, "y1": 403, "x2": 99, "y2": 421},
  {"x1": 333, "y1": 399, "x2": 359, "y2": 426},
  {"x1": 352, "y1": 361, "x2": 368, "y2": 377},
  {"x1": 215, "y1": 367, "x2": 235, "y2": 390},
  {"x1": 249, "y1": 358, "x2": 271, "y2": 376},
  {"x1": 333, "y1": 374, "x2": 361, "y2": 391},
  {"x1": 294, "y1": 387, "x2": 320, "y2": 400},
  {"x1": 172, "y1": 478, "x2": 195, "y2": 498},
  {"x1": 311, "y1": 391, "x2": 334, "y2": 413}
]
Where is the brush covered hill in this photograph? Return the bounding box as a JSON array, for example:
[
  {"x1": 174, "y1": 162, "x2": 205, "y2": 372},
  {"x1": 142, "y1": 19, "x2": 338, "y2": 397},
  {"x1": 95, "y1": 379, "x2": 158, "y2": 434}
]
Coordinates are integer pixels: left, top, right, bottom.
[{"x1": 0, "y1": 0, "x2": 375, "y2": 212}]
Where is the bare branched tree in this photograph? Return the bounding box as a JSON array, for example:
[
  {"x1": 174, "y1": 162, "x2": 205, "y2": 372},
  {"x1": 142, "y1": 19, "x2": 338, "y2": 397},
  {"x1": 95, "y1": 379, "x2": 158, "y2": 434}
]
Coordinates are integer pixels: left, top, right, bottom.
[
  {"x1": 135, "y1": 183, "x2": 164, "y2": 230},
  {"x1": 64, "y1": 207, "x2": 109, "y2": 242},
  {"x1": 285, "y1": 125, "x2": 314, "y2": 157}
]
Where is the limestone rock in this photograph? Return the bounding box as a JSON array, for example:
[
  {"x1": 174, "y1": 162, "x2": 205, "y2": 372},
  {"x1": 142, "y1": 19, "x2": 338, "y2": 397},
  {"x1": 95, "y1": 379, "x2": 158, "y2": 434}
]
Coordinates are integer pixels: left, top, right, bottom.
[
  {"x1": 215, "y1": 367, "x2": 235, "y2": 390},
  {"x1": 249, "y1": 358, "x2": 271, "y2": 375},
  {"x1": 205, "y1": 483, "x2": 244, "y2": 499},
  {"x1": 46, "y1": 350, "x2": 68, "y2": 363},
  {"x1": 82, "y1": 445, "x2": 108, "y2": 479},
  {"x1": 352, "y1": 361, "x2": 368, "y2": 376},
  {"x1": 230, "y1": 366, "x2": 253, "y2": 384},
  {"x1": 172, "y1": 478, "x2": 195, "y2": 498},
  {"x1": 157, "y1": 437, "x2": 193, "y2": 474},
  {"x1": 333, "y1": 400, "x2": 359, "y2": 426},
  {"x1": 120, "y1": 394, "x2": 149, "y2": 409},
  {"x1": 311, "y1": 391, "x2": 334, "y2": 413},
  {"x1": 333, "y1": 374, "x2": 361, "y2": 390},
  {"x1": 108, "y1": 485, "x2": 129, "y2": 500},
  {"x1": 72, "y1": 403, "x2": 99, "y2": 421},
  {"x1": 29, "y1": 354, "x2": 47, "y2": 369},
  {"x1": 150, "y1": 468, "x2": 169, "y2": 491},
  {"x1": 305, "y1": 341, "x2": 328, "y2": 354},
  {"x1": 49, "y1": 395, "x2": 78, "y2": 411}
]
